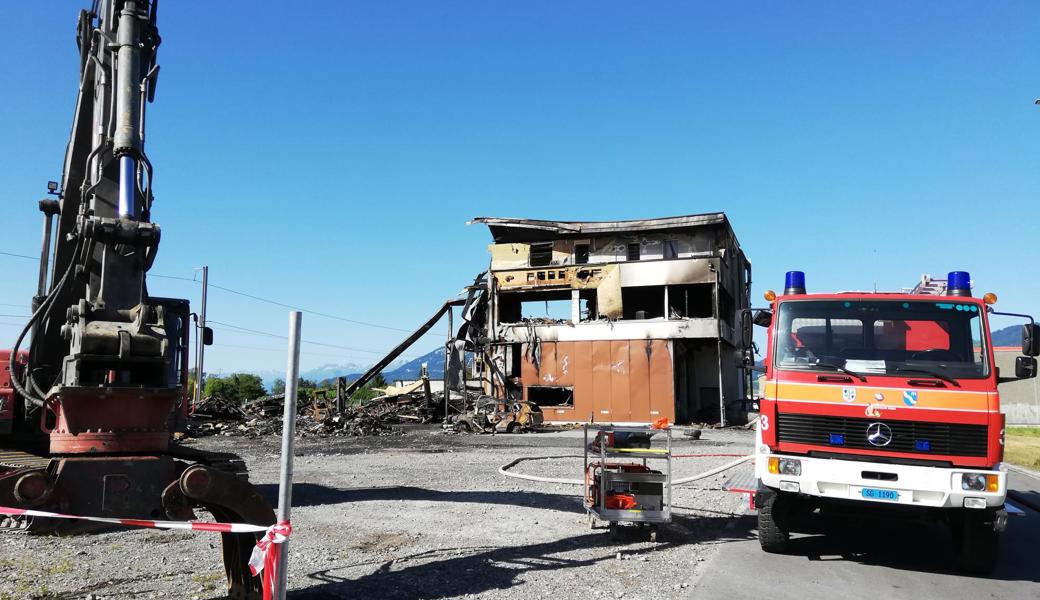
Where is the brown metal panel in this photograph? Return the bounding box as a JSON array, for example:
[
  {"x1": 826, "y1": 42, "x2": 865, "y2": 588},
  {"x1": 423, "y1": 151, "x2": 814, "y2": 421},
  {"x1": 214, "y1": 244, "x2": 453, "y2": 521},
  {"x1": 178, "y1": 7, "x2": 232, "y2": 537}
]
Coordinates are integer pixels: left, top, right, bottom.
[
  {"x1": 545, "y1": 407, "x2": 577, "y2": 421},
  {"x1": 572, "y1": 341, "x2": 594, "y2": 421},
  {"x1": 610, "y1": 340, "x2": 631, "y2": 422},
  {"x1": 628, "y1": 339, "x2": 652, "y2": 423},
  {"x1": 649, "y1": 340, "x2": 675, "y2": 423},
  {"x1": 539, "y1": 342, "x2": 558, "y2": 386},
  {"x1": 592, "y1": 341, "x2": 612, "y2": 420},
  {"x1": 555, "y1": 341, "x2": 575, "y2": 387},
  {"x1": 520, "y1": 342, "x2": 537, "y2": 390}
]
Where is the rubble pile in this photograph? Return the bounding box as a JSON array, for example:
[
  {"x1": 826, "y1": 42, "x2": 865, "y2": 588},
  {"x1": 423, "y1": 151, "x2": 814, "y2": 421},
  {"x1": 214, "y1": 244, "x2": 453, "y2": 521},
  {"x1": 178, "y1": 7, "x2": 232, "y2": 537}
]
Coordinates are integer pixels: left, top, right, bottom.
[
  {"x1": 185, "y1": 384, "x2": 547, "y2": 438},
  {"x1": 186, "y1": 390, "x2": 457, "y2": 439}
]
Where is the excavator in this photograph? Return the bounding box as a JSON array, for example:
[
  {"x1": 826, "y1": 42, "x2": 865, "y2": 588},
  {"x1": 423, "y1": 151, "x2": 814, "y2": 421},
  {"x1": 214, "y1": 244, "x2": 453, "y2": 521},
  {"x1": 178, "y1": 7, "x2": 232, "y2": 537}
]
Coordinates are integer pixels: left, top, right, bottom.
[{"x1": 0, "y1": 2, "x2": 273, "y2": 597}]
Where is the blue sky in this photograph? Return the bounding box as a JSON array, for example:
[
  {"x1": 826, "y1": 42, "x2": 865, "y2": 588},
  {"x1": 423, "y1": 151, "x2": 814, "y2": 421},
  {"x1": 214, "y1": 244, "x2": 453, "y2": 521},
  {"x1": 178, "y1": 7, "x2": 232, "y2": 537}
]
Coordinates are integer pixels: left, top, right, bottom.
[{"x1": 1, "y1": 1, "x2": 1037, "y2": 378}]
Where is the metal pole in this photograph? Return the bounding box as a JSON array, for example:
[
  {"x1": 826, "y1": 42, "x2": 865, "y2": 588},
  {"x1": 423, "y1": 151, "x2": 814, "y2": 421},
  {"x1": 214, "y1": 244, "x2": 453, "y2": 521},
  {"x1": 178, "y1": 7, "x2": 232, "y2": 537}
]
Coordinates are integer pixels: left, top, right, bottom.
[
  {"x1": 715, "y1": 267, "x2": 727, "y2": 427},
  {"x1": 275, "y1": 311, "x2": 302, "y2": 599},
  {"x1": 194, "y1": 266, "x2": 208, "y2": 410},
  {"x1": 114, "y1": 0, "x2": 143, "y2": 219},
  {"x1": 32, "y1": 201, "x2": 58, "y2": 342},
  {"x1": 446, "y1": 306, "x2": 453, "y2": 417},
  {"x1": 36, "y1": 208, "x2": 54, "y2": 297}
]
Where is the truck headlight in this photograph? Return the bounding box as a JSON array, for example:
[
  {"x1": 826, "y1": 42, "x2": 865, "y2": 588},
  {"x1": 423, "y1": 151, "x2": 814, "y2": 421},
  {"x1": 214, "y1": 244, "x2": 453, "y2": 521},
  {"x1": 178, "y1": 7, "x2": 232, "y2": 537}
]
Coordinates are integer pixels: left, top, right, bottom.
[
  {"x1": 961, "y1": 473, "x2": 998, "y2": 492},
  {"x1": 769, "y1": 457, "x2": 801, "y2": 476}
]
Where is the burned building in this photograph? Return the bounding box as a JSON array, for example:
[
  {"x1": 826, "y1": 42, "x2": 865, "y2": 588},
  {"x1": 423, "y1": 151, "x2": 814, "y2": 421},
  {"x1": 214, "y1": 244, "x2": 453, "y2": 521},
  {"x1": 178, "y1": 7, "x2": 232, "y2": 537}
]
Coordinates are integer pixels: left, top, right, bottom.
[{"x1": 470, "y1": 214, "x2": 751, "y2": 425}]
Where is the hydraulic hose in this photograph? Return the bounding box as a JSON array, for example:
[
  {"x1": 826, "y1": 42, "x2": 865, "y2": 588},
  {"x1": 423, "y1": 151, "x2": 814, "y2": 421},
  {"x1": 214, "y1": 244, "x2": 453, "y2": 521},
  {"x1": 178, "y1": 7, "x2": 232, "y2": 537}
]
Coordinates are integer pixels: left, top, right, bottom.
[
  {"x1": 9, "y1": 238, "x2": 83, "y2": 406},
  {"x1": 498, "y1": 452, "x2": 753, "y2": 487}
]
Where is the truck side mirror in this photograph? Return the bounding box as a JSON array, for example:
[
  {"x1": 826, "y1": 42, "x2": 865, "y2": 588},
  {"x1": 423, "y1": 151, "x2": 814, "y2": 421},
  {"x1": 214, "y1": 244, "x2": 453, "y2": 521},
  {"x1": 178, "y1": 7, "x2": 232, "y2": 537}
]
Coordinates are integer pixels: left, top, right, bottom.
[
  {"x1": 740, "y1": 310, "x2": 753, "y2": 349},
  {"x1": 1016, "y1": 356, "x2": 1037, "y2": 379},
  {"x1": 202, "y1": 326, "x2": 214, "y2": 346},
  {"x1": 1023, "y1": 324, "x2": 1040, "y2": 357},
  {"x1": 753, "y1": 310, "x2": 772, "y2": 328}
]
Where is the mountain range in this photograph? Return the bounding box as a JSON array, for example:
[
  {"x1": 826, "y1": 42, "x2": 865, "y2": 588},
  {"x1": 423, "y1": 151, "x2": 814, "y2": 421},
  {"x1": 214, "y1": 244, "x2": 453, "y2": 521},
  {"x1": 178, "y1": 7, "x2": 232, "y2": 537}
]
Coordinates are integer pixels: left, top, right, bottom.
[
  {"x1": 251, "y1": 348, "x2": 446, "y2": 389},
  {"x1": 991, "y1": 325, "x2": 1023, "y2": 347}
]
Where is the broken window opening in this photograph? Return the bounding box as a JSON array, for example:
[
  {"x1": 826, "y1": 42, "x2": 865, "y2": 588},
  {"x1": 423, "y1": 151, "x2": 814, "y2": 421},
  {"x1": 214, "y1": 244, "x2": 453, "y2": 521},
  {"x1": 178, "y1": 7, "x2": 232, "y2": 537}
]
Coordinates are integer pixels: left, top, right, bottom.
[
  {"x1": 498, "y1": 290, "x2": 573, "y2": 323},
  {"x1": 663, "y1": 239, "x2": 678, "y2": 260},
  {"x1": 575, "y1": 243, "x2": 590, "y2": 265},
  {"x1": 526, "y1": 386, "x2": 574, "y2": 408},
  {"x1": 579, "y1": 289, "x2": 598, "y2": 321},
  {"x1": 530, "y1": 242, "x2": 553, "y2": 267},
  {"x1": 508, "y1": 343, "x2": 522, "y2": 377},
  {"x1": 621, "y1": 286, "x2": 665, "y2": 320},
  {"x1": 626, "y1": 243, "x2": 641, "y2": 262},
  {"x1": 667, "y1": 284, "x2": 714, "y2": 318}
]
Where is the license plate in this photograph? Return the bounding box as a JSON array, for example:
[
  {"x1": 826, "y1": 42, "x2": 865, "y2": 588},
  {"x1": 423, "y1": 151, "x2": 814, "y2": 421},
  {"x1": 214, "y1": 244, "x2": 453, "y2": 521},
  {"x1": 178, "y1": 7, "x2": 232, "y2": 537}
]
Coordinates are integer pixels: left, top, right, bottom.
[{"x1": 861, "y1": 487, "x2": 899, "y2": 501}]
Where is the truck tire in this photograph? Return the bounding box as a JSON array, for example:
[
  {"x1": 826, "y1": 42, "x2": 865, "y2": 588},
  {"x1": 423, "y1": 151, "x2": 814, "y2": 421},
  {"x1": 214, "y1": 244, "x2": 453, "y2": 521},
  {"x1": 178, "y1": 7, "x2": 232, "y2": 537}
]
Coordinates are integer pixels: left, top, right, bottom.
[
  {"x1": 956, "y1": 511, "x2": 999, "y2": 575},
  {"x1": 757, "y1": 490, "x2": 791, "y2": 553}
]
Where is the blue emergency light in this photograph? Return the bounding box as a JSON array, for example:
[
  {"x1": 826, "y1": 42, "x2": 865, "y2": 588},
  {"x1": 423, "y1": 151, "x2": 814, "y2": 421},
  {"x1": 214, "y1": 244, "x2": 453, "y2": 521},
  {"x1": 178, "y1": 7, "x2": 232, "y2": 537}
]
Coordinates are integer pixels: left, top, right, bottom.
[
  {"x1": 915, "y1": 440, "x2": 931, "y2": 452},
  {"x1": 784, "y1": 271, "x2": 806, "y2": 295},
  {"x1": 829, "y1": 433, "x2": 845, "y2": 445},
  {"x1": 947, "y1": 271, "x2": 972, "y2": 297}
]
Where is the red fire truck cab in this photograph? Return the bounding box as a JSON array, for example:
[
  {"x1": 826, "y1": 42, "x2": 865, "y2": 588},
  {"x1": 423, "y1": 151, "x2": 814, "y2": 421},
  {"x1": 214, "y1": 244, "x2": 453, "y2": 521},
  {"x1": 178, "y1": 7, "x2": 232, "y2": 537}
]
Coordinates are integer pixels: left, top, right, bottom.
[{"x1": 753, "y1": 271, "x2": 1039, "y2": 573}]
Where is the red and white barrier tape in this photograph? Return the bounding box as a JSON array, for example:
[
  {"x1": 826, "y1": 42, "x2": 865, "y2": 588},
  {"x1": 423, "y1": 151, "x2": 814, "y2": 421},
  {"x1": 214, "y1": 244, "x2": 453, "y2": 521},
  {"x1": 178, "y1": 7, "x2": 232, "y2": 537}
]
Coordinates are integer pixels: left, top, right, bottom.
[{"x1": 0, "y1": 505, "x2": 290, "y2": 599}]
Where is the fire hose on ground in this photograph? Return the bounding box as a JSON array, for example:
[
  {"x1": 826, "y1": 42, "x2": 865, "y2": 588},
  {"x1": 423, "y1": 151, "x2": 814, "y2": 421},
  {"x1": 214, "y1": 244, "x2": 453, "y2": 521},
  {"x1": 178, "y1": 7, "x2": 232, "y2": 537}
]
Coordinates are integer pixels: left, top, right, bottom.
[{"x1": 497, "y1": 453, "x2": 753, "y2": 486}]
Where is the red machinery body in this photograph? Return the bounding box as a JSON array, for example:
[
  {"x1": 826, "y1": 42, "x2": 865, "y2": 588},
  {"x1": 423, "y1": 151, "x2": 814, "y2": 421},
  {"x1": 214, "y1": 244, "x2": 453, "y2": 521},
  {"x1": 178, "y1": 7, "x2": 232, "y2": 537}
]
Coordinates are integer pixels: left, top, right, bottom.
[{"x1": 0, "y1": 350, "x2": 27, "y2": 436}]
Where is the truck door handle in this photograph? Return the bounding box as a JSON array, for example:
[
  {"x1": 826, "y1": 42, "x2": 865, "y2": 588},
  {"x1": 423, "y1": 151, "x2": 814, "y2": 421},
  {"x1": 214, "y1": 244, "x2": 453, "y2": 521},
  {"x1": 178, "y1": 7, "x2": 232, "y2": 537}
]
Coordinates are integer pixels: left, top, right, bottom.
[{"x1": 817, "y1": 375, "x2": 853, "y2": 383}]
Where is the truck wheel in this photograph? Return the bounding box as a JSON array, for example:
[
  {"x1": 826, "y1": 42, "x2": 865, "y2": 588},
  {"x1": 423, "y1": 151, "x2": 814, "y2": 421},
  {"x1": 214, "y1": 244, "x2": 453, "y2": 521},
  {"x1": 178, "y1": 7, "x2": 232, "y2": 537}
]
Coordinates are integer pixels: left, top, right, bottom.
[
  {"x1": 956, "y1": 511, "x2": 999, "y2": 574},
  {"x1": 757, "y1": 490, "x2": 791, "y2": 553}
]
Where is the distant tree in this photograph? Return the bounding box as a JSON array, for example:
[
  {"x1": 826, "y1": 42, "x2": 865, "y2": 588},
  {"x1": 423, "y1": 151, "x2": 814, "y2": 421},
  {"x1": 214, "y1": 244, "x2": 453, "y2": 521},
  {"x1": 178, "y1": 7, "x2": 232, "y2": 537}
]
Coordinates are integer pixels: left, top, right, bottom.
[
  {"x1": 204, "y1": 373, "x2": 267, "y2": 403},
  {"x1": 272, "y1": 378, "x2": 286, "y2": 394},
  {"x1": 371, "y1": 373, "x2": 388, "y2": 388}
]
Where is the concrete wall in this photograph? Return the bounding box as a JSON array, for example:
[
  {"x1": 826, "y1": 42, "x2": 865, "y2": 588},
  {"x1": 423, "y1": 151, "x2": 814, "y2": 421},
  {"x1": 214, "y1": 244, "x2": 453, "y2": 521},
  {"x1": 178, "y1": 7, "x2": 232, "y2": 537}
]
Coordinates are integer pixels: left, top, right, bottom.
[{"x1": 998, "y1": 349, "x2": 1040, "y2": 425}]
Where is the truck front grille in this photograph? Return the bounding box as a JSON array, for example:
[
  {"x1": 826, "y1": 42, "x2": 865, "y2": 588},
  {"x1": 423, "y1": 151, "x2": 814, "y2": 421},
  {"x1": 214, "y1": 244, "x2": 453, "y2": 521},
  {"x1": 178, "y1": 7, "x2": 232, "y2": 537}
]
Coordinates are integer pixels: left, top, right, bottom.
[{"x1": 776, "y1": 413, "x2": 989, "y2": 457}]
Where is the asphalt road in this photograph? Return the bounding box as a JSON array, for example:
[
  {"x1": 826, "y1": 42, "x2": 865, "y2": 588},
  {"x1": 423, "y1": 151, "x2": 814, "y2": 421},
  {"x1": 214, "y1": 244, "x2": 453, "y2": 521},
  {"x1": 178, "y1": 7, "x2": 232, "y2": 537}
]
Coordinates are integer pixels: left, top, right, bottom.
[{"x1": 694, "y1": 470, "x2": 1040, "y2": 600}]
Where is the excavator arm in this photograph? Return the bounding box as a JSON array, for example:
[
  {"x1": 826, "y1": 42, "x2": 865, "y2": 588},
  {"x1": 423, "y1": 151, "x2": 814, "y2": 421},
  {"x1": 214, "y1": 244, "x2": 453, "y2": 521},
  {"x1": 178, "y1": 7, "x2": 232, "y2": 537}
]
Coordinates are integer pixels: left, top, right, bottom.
[{"x1": 3, "y1": 4, "x2": 273, "y2": 598}]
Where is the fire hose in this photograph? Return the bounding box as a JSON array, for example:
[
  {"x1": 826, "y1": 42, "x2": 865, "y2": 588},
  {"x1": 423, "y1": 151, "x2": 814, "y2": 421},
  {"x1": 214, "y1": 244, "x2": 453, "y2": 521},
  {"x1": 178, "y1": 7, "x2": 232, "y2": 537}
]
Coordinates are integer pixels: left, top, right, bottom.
[{"x1": 498, "y1": 453, "x2": 752, "y2": 486}]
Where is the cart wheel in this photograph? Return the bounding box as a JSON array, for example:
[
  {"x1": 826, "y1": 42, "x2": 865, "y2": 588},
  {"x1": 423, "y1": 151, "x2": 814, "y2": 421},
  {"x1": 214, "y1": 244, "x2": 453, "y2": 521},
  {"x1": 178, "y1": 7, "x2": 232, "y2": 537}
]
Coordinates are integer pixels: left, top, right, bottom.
[
  {"x1": 588, "y1": 512, "x2": 597, "y2": 529},
  {"x1": 649, "y1": 525, "x2": 658, "y2": 542}
]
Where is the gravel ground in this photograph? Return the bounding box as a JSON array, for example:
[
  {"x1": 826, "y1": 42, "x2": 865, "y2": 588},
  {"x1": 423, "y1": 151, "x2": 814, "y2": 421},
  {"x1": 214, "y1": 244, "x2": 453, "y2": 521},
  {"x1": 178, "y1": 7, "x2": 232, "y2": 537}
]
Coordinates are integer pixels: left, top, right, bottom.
[{"x1": 1, "y1": 427, "x2": 756, "y2": 600}]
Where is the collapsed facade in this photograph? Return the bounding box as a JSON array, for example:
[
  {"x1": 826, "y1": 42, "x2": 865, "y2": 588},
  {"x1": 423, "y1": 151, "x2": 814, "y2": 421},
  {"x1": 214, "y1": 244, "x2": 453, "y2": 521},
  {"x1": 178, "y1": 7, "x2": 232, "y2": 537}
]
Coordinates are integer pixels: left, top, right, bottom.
[{"x1": 470, "y1": 214, "x2": 752, "y2": 425}]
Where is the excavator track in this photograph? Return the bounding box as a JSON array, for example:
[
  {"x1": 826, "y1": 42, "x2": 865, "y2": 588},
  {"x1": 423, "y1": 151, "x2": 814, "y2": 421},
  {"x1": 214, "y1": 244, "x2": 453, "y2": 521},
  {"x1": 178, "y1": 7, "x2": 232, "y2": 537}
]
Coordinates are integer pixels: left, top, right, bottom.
[
  {"x1": 0, "y1": 449, "x2": 53, "y2": 534},
  {"x1": 1, "y1": 445, "x2": 274, "y2": 598}
]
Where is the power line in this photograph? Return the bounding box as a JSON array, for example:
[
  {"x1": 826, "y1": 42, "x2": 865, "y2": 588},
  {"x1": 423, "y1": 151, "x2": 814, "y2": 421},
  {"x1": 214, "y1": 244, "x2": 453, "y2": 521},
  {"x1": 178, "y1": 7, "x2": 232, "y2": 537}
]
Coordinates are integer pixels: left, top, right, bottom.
[
  {"x1": 0, "y1": 250, "x2": 36, "y2": 261},
  {"x1": 0, "y1": 256, "x2": 420, "y2": 333},
  {"x1": 150, "y1": 273, "x2": 415, "y2": 333},
  {"x1": 2, "y1": 253, "x2": 424, "y2": 334},
  {"x1": 0, "y1": 314, "x2": 29, "y2": 319},
  {"x1": 209, "y1": 342, "x2": 376, "y2": 362},
  {"x1": 208, "y1": 319, "x2": 421, "y2": 359}
]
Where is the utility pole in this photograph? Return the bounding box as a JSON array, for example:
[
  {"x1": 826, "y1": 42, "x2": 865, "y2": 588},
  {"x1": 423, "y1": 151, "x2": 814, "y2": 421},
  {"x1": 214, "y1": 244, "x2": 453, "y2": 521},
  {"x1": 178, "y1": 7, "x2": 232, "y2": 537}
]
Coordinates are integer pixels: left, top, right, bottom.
[{"x1": 194, "y1": 266, "x2": 209, "y2": 408}]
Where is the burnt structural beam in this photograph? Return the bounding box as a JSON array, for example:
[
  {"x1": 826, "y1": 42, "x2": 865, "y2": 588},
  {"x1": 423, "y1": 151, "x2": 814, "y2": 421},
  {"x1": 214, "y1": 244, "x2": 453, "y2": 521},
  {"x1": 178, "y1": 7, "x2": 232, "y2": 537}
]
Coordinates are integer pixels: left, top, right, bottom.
[{"x1": 343, "y1": 299, "x2": 466, "y2": 398}]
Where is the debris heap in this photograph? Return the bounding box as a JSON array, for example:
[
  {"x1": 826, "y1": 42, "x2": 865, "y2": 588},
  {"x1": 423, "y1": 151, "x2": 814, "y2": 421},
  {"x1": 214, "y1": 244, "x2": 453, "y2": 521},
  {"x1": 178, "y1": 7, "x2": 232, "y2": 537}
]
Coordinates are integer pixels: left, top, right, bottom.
[{"x1": 186, "y1": 390, "x2": 457, "y2": 439}]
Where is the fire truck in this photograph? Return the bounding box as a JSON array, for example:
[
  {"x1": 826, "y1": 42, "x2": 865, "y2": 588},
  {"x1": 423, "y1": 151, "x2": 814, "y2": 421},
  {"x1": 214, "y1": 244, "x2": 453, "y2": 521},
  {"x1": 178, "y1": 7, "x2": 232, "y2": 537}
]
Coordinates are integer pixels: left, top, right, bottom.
[{"x1": 752, "y1": 271, "x2": 1039, "y2": 573}]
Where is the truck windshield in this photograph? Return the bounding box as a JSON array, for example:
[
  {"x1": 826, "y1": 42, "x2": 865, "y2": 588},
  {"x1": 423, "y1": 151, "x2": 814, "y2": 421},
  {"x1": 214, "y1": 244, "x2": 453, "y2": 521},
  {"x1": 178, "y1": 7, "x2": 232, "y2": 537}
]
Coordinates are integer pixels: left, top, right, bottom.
[{"x1": 774, "y1": 299, "x2": 988, "y2": 379}]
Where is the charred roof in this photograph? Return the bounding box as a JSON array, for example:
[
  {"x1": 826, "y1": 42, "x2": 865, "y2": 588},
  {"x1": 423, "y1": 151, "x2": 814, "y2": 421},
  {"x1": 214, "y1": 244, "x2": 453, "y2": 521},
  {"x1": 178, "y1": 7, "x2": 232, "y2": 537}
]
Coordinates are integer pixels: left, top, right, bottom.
[{"x1": 470, "y1": 213, "x2": 730, "y2": 243}]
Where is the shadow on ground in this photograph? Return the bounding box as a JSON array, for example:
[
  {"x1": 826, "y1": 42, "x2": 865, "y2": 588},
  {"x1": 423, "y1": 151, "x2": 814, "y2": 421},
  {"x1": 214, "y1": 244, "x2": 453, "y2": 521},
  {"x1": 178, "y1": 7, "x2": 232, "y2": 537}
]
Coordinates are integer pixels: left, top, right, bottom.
[
  {"x1": 288, "y1": 512, "x2": 753, "y2": 599},
  {"x1": 255, "y1": 483, "x2": 585, "y2": 514},
  {"x1": 775, "y1": 509, "x2": 1040, "y2": 583}
]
